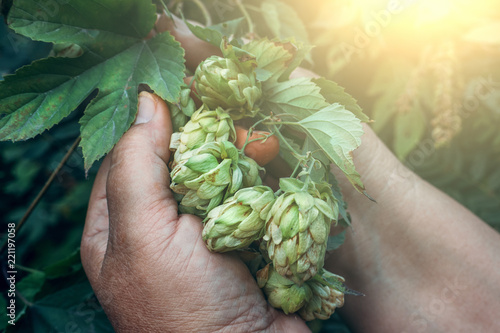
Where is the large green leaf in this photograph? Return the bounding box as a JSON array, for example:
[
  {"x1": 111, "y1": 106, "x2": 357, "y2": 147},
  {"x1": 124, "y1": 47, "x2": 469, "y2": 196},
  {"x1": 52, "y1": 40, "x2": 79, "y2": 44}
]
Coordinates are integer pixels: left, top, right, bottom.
[
  {"x1": 260, "y1": 0, "x2": 309, "y2": 44},
  {"x1": 6, "y1": 251, "x2": 113, "y2": 331},
  {"x1": 329, "y1": 173, "x2": 351, "y2": 225},
  {"x1": 9, "y1": 280, "x2": 113, "y2": 333},
  {"x1": 186, "y1": 17, "x2": 245, "y2": 47},
  {"x1": 326, "y1": 230, "x2": 346, "y2": 251},
  {"x1": 43, "y1": 248, "x2": 82, "y2": 279},
  {"x1": 7, "y1": 0, "x2": 156, "y2": 55},
  {"x1": 298, "y1": 104, "x2": 365, "y2": 192},
  {"x1": 313, "y1": 77, "x2": 370, "y2": 122},
  {"x1": 262, "y1": 78, "x2": 329, "y2": 120},
  {"x1": 0, "y1": 293, "x2": 7, "y2": 331},
  {"x1": 259, "y1": 0, "x2": 312, "y2": 72},
  {"x1": 78, "y1": 33, "x2": 185, "y2": 168},
  {"x1": 1, "y1": 0, "x2": 186, "y2": 169},
  {"x1": 13, "y1": 270, "x2": 47, "y2": 323}
]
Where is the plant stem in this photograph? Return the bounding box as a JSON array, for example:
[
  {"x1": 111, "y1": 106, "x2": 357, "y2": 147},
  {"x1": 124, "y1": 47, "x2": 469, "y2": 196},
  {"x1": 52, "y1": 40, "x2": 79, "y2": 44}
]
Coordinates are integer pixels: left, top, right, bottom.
[
  {"x1": 234, "y1": 0, "x2": 254, "y2": 34},
  {"x1": 191, "y1": 0, "x2": 212, "y2": 26},
  {"x1": 159, "y1": 0, "x2": 174, "y2": 21},
  {"x1": 290, "y1": 160, "x2": 303, "y2": 178},
  {"x1": 244, "y1": 4, "x2": 261, "y2": 12},
  {"x1": 266, "y1": 121, "x2": 299, "y2": 126},
  {"x1": 271, "y1": 124, "x2": 302, "y2": 157},
  {"x1": 240, "y1": 117, "x2": 274, "y2": 152},
  {"x1": 0, "y1": 136, "x2": 81, "y2": 255},
  {"x1": 301, "y1": 158, "x2": 317, "y2": 190}
]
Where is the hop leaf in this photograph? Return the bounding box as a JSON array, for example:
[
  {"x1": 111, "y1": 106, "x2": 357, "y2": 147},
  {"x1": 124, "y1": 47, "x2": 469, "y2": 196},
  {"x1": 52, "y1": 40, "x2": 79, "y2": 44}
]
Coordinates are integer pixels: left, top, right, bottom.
[{"x1": 2, "y1": 0, "x2": 185, "y2": 170}]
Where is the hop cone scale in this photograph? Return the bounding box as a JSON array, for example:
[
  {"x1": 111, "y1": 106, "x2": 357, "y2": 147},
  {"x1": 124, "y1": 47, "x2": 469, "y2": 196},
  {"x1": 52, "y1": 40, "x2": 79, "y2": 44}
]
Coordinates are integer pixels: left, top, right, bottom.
[
  {"x1": 202, "y1": 186, "x2": 275, "y2": 252},
  {"x1": 264, "y1": 178, "x2": 338, "y2": 284},
  {"x1": 257, "y1": 264, "x2": 312, "y2": 314},
  {"x1": 195, "y1": 55, "x2": 262, "y2": 119},
  {"x1": 170, "y1": 141, "x2": 262, "y2": 217},
  {"x1": 177, "y1": 106, "x2": 235, "y2": 155},
  {"x1": 298, "y1": 270, "x2": 345, "y2": 320}
]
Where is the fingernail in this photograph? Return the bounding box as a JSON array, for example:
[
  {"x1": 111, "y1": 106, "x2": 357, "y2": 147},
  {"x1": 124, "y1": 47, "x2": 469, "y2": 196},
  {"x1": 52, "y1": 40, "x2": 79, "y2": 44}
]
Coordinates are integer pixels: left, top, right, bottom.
[{"x1": 135, "y1": 92, "x2": 156, "y2": 125}]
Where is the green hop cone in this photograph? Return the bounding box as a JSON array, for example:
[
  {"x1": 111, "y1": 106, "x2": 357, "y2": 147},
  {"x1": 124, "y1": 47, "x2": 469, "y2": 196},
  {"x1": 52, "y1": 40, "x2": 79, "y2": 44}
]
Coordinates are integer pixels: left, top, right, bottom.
[
  {"x1": 238, "y1": 155, "x2": 262, "y2": 187},
  {"x1": 169, "y1": 87, "x2": 197, "y2": 132},
  {"x1": 299, "y1": 269, "x2": 345, "y2": 321},
  {"x1": 264, "y1": 178, "x2": 339, "y2": 284},
  {"x1": 170, "y1": 141, "x2": 262, "y2": 217},
  {"x1": 257, "y1": 264, "x2": 312, "y2": 314},
  {"x1": 203, "y1": 186, "x2": 275, "y2": 252},
  {"x1": 177, "y1": 106, "x2": 236, "y2": 155},
  {"x1": 194, "y1": 55, "x2": 262, "y2": 119}
]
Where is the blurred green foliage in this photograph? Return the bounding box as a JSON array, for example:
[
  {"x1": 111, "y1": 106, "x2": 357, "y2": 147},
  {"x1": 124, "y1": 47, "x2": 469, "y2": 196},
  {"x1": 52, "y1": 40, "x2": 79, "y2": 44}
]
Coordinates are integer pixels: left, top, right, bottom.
[{"x1": 1, "y1": 17, "x2": 108, "y2": 329}]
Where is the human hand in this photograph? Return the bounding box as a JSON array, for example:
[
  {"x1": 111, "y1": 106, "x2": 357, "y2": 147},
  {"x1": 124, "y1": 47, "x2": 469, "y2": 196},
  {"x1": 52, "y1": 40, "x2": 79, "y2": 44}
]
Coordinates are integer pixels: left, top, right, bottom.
[{"x1": 80, "y1": 91, "x2": 310, "y2": 332}]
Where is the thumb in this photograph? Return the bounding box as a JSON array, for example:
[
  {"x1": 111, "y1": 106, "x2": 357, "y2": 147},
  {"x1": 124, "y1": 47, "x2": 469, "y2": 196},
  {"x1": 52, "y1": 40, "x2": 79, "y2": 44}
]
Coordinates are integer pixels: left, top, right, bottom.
[{"x1": 105, "y1": 92, "x2": 179, "y2": 248}]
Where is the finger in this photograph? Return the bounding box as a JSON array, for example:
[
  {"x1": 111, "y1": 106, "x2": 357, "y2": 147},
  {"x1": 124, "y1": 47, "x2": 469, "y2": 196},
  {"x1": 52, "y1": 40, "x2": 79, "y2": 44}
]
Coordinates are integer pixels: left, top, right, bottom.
[
  {"x1": 105, "y1": 92, "x2": 178, "y2": 250},
  {"x1": 81, "y1": 154, "x2": 112, "y2": 282},
  {"x1": 156, "y1": 14, "x2": 222, "y2": 70}
]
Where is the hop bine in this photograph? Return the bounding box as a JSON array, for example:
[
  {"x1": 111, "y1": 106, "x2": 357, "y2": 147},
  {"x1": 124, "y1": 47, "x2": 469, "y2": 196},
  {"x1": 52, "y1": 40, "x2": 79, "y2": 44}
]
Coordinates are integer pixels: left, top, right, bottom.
[
  {"x1": 195, "y1": 55, "x2": 262, "y2": 119},
  {"x1": 203, "y1": 186, "x2": 275, "y2": 252},
  {"x1": 170, "y1": 141, "x2": 262, "y2": 217},
  {"x1": 264, "y1": 178, "x2": 339, "y2": 284}
]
